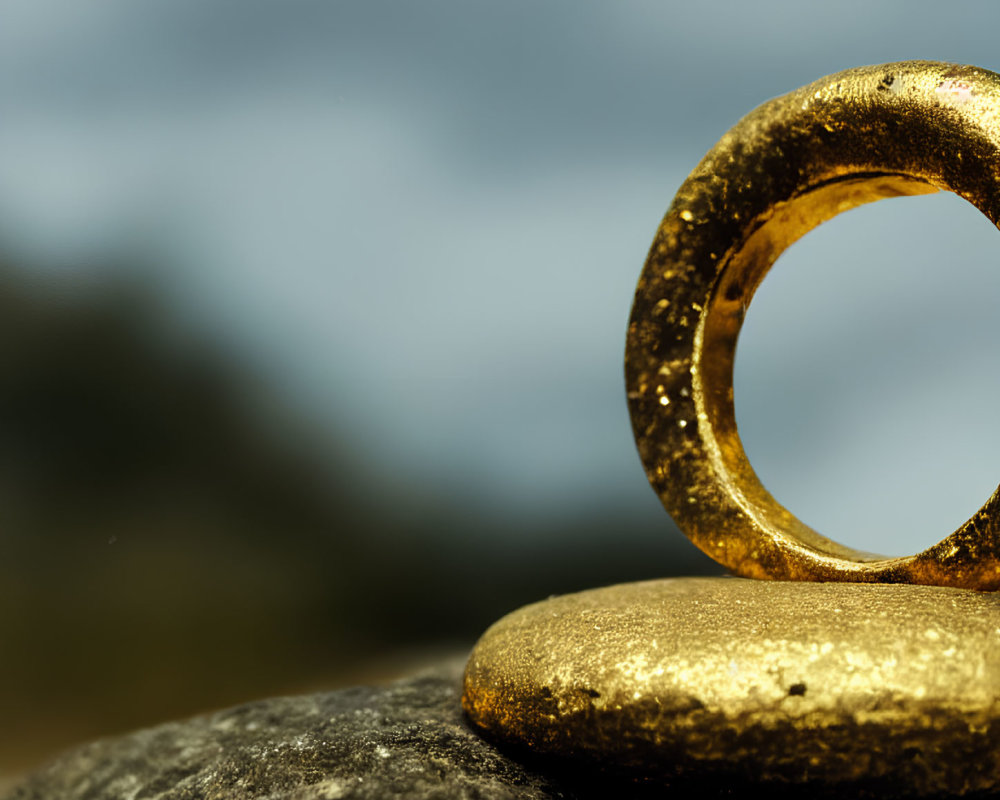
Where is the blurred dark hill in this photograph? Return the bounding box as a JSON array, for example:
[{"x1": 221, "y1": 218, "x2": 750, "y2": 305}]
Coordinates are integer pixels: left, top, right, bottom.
[{"x1": 0, "y1": 259, "x2": 718, "y2": 777}]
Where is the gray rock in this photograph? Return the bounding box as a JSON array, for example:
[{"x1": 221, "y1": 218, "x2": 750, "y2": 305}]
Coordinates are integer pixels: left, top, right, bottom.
[
  {"x1": 8, "y1": 657, "x2": 957, "y2": 800},
  {"x1": 4, "y1": 661, "x2": 574, "y2": 800}
]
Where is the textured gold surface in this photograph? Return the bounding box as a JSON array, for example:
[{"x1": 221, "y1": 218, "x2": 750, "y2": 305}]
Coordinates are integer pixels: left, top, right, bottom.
[
  {"x1": 463, "y1": 577, "x2": 1000, "y2": 795},
  {"x1": 625, "y1": 61, "x2": 1000, "y2": 588}
]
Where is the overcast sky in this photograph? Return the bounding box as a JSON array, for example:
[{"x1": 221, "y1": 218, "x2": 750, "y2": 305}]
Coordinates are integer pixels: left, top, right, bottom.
[{"x1": 0, "y1": 1, "x2": 999, "y2": 555}]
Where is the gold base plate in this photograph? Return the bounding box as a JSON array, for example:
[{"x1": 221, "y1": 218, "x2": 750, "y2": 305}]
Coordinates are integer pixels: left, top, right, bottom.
[{"x1": 464, "y1": 577, "x2": 1000, "y2": 796}]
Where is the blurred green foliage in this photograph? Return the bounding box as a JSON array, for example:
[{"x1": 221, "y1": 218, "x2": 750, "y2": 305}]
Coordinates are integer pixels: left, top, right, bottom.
[{"x1": 0, "y1": 260, "x2": 718, "y2": 777}]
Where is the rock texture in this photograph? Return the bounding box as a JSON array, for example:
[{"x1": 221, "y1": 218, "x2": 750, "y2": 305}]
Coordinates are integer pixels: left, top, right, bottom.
[
  {"x1": 10, "y1": 640, "x2": 995, "y2": 800},
  {"x1": 5, "y1": 661, "x2": 572, "y2": 800}
]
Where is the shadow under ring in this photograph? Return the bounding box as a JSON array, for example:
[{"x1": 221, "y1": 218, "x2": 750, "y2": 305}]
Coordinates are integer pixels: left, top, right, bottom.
[{"x1": 626, "y1": 61, "x2": 1000, "y2": 589}]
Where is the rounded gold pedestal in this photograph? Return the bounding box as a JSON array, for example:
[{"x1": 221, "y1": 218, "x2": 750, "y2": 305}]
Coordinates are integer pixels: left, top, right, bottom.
[{"x1": 463, "y1": 578, "x2": 1000, "y2": 796}]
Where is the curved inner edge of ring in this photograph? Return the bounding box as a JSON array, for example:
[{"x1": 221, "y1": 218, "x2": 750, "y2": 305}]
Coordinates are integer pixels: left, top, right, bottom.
[{"x1": 695, "y1": 172, "x2": 942, "y2": 565}]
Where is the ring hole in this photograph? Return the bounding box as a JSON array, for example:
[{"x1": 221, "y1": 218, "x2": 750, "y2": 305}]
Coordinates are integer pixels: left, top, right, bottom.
[{"x1": 735, "y1": 191, "x2": 1000, "y2": 557}]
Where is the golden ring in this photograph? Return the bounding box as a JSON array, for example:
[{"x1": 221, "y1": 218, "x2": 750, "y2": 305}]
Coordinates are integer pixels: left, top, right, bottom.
[{"x1": 625, "y1": 61, "x2": 1000, "y2": 590}]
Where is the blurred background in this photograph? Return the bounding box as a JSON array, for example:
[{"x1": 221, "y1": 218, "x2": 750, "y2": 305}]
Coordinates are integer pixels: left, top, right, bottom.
[{"x1": 4, "y1": 0, "x2": 1000, "y2": 782}]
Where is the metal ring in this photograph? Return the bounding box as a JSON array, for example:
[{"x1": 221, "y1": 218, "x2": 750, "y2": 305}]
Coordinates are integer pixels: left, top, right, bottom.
[{"x1": 626, "y1": 61, "x2": 1000, "y2": 590}]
